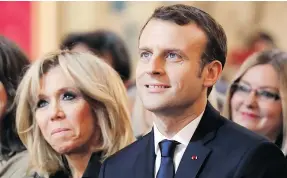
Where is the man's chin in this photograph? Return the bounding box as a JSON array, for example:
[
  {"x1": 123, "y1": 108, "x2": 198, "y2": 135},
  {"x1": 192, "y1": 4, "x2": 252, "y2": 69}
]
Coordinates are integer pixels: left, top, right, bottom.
[{"x1": 143, "y1": 103, "x2": 167, "y2": 113}]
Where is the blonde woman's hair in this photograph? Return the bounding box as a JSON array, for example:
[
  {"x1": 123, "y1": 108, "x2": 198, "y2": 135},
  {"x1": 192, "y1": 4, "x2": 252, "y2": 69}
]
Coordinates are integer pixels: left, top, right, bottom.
[
  {"x1": 223, "y1": 49, "x2": 287, "y2": 155},
  {"x1": 15, "y1": 51, "x2": 135, "y2": 177}
]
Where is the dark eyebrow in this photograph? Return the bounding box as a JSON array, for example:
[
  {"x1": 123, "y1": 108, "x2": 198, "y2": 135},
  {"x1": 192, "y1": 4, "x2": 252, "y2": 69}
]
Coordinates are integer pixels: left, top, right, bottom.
[
  {"x1": 58, "y1": 87, "x2": 76, "y2": 93},
  {"x1": 37, "y1": 94, "x2": 47, "y2": 100},
  {"x1": 138, "y1": 47, "x2": 152, "y2": 52},
  {"x1": 57, "y1": 87, "x2": 82, "y2": 96}
]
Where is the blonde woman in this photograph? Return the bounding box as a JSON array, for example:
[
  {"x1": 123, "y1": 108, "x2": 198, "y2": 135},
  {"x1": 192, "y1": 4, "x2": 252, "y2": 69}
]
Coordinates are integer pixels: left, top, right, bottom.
[
  {"x1": 223, "y1": 49, "x2": 287, "y2": 156},
  {"x1": 15, "y1": 51, "x2": 135, "y2": 178}
]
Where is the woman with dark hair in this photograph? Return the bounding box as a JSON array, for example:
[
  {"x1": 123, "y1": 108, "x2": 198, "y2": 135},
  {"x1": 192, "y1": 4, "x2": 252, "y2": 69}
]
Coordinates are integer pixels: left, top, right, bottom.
[{"x1": 0, "y1": 36, "x2": 30, "y2": 177}]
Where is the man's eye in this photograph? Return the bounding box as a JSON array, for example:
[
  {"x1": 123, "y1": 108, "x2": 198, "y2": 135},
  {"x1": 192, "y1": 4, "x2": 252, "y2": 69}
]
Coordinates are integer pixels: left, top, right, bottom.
[
  {"x1": 166, "y1": 52, "x2": 182, "y2": 62},
  {"x1": 140, "y1": 52, "x2": 152, "y2": 60},
  {"x1": 167, "y1": 53, "x2": 177, "y2": 58}
]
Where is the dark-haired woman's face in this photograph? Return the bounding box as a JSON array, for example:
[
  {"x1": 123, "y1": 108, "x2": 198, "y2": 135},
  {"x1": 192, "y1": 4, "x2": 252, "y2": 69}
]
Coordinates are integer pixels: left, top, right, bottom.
[
  {"x1": 231, "y1": 64, "x2": 282, "y2": 142},
  {"x1": 0, "y1": 82, "x2": 7, "y2": 120}
]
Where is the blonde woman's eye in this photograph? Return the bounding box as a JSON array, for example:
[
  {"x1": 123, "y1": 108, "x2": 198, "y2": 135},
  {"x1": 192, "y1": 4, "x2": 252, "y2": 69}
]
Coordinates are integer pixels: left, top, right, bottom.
[
  {"x1": 62, "y1": 92, "x2": 76, "y2": 101},
  {"x1": 37, "y1": 99, "x2": 48, "y2": 108}
]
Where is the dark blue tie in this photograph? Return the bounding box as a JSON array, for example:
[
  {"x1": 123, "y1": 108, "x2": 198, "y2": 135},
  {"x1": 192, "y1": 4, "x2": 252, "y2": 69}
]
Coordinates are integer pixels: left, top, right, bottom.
[{"x1": 156, "y1": 139, "x2": 179, "y2": 178}]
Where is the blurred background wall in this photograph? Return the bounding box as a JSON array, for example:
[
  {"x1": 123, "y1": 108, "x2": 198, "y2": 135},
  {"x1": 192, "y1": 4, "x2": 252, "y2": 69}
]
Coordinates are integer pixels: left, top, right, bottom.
[{"x1": 0, "y1": 1, "x2": 287, "y2": 78}]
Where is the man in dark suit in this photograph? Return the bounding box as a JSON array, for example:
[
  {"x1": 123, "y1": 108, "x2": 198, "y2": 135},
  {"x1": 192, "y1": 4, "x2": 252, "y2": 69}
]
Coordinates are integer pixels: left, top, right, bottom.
[{"x1": 99, "y1": 4, "x2": 287, "y2": 178}]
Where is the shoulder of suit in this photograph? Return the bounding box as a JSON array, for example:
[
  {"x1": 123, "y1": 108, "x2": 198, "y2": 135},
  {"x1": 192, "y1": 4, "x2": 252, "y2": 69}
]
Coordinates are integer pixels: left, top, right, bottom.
[{"x1": 217, "y1": 114, "x2": 269, "y2": 146}]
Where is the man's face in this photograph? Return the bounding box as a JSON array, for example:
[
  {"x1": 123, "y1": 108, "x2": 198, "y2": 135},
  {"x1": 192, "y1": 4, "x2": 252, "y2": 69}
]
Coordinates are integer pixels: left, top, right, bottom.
[{"x1": 136, "y1": 19, "x2": 209, "y2": 114}]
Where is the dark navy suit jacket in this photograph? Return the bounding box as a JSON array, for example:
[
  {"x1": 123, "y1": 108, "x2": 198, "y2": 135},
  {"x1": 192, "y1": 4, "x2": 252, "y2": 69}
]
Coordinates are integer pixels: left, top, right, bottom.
[{"x1": 99, "y1": 102, "x2": 287, "y2": 178}]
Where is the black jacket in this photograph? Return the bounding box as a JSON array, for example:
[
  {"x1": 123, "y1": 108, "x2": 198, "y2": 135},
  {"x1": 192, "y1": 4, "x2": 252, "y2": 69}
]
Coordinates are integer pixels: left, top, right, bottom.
[
  {"x1": 100, "y1": 102, "x2": 287, "y2": 178},
  {"x1": 34, "y1": 152, "x2": 101, "y2": 178}
]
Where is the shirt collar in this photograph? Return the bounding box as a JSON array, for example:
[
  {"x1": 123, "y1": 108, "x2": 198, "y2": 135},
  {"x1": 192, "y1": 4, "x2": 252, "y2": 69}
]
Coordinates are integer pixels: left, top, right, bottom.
[{"x1": 154, "y1": 111, "x2": 204, "y2": 155}]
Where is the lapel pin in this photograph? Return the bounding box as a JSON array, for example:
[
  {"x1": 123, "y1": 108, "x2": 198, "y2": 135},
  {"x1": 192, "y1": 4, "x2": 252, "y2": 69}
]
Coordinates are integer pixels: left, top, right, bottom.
[{"x1": 191, "y1": 156, "x2": 198, "y2": 160}]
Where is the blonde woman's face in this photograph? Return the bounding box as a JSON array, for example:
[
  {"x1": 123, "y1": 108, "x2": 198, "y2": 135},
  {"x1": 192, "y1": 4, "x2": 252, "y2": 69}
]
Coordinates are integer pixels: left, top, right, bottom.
[
  {"x1": 231, "y1": 64, "x2": 282, "y2": 141},
  {"x1": 0, "y1": 82, "x2": 7, "y2": 120},
  {"x1": 35, "y1": 66, "x2": 97, "y2": 154}
]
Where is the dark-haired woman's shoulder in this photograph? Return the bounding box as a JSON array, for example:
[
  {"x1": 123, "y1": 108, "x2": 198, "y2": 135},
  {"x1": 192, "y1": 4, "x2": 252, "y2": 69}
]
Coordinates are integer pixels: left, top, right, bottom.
[
  {"x1": 29, "y1": 170, "x2": 70, "y2": 178},
  {"x1": 0, "y1": 150, "x2": 29, "y2": 178}
]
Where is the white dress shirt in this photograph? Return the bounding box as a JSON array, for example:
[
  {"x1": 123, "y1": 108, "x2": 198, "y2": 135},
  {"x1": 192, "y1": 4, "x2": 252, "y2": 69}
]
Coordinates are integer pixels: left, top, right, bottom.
[{"x1": 153, "y1": 111, "x2": 204, "y2": 178}]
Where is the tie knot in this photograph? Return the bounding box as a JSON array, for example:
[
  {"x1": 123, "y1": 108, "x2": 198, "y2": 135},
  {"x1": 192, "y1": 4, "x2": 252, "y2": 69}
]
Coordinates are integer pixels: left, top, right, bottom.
[{"x1": 159, "y1": 139, "x2": 179, "y2": 157}]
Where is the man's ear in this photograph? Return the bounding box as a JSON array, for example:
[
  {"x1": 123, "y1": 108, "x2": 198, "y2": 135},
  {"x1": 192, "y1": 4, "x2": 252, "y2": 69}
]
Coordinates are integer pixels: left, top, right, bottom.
[{"x1": 203, "y1": 60, "x2": 222, "y2": 88}]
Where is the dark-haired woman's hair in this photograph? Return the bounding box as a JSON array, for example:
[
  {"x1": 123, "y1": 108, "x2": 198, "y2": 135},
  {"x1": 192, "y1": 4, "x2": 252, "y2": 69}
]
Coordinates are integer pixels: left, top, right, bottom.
[{"x1": 0, "y1": 36, "x2": 30, "y2": 160}]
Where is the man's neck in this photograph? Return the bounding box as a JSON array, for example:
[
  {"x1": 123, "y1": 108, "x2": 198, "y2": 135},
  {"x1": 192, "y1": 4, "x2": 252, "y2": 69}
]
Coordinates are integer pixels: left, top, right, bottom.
[{"x1": 154, "y1": 98, "x2": 207, "y2": 138}]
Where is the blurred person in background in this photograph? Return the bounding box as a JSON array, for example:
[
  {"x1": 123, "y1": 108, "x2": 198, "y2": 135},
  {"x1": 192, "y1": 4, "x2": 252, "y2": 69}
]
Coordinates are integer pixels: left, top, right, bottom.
[
  {"x1": 214, "y1": 31, "x2": 276, "y2": 112},
  {"x1": 223, "y1": 49, "x2": 287, "y2": 157},
  {"x1": 0, "y1": 36, "x2": 30, "y2": 177},
  {"x1": 229, "y1": 31, "x2": 276, "y2": 66},
  {"x1": 16, "y1": 51, "x2": 134, "y2": 178},
  {"x1": 60, "y1": 30, "x2": 132, "y2": 87}
]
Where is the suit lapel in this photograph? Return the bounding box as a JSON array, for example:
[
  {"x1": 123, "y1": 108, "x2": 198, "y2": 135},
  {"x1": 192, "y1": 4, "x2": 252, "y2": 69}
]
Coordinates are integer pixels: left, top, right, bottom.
[
  {"x1": 175, "y1": 141, "x2": 211, "y2": 178},
  {"x1": 134, "y1": 130, "x2": 156, "y2": 178},
  {"x1": 176, "y1": 102, "x2": 224, "y2": 178}
]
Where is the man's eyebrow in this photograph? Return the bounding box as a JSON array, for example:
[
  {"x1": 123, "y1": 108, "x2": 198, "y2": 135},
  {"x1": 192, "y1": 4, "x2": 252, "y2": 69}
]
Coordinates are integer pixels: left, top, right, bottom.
[{"x1": 138, "y1": 47, "x2": 152, "y2": 51}]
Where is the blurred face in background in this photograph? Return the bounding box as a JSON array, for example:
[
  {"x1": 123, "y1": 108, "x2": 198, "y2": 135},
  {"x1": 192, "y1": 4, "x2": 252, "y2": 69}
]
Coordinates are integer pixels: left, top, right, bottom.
[
  {"x1": 0, "y1": 82, "x2": 7, "y2": 120},
  {"x1": 231, "y1": 64, "x2": 282, "y2": 142},
  {"x1": 253, "y1": 40, "x2": 273, "y2": 52},
  {"x1": 71, "y1": 43, "x2": 91, "y2": 53},
  {"x1": 71, "y1": 43, "x2": 114, "y2": 67},
  {"x1": 35, "y1": 66, "x2": 98, "y2": 154}
]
